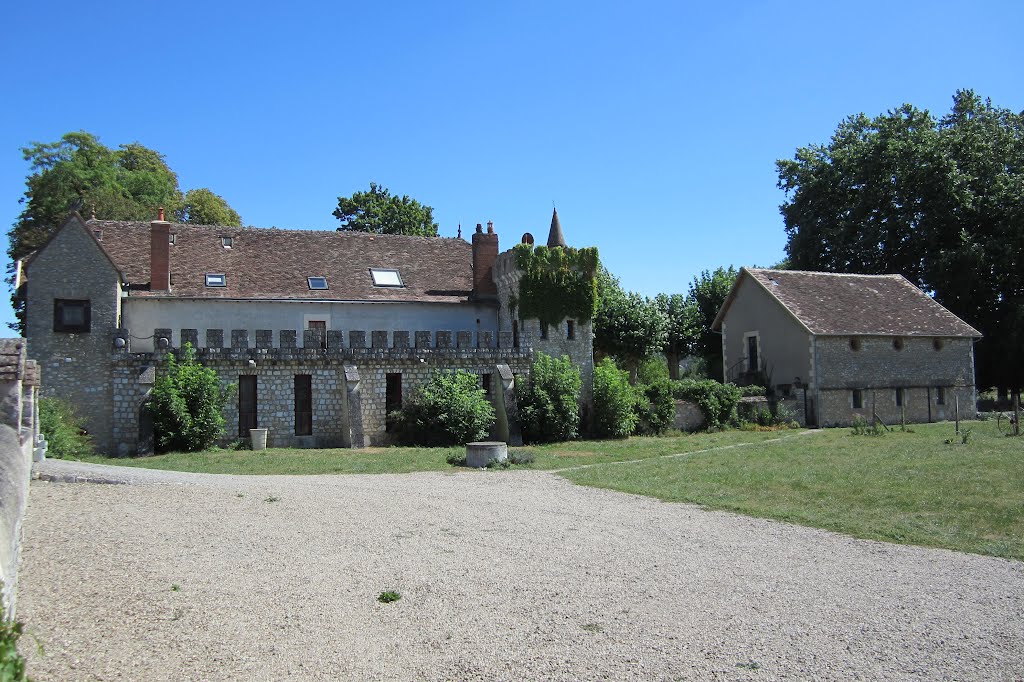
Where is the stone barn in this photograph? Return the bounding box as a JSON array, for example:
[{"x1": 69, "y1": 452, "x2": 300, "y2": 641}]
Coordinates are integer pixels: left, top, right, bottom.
[{"x1": 712, "y1": 268, "x2": 980, "y2": 427}]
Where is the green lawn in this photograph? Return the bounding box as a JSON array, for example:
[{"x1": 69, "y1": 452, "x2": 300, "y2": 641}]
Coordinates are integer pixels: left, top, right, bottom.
[
  {"x1": 561, "y1": 421, "x2": 1024, "y2": 560},
  {"x1": 74, "y1": 429, "x2": 786, "y2": 475}
]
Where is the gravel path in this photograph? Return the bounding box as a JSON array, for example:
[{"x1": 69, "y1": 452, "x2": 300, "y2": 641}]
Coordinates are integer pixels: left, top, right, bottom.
[{"x1": 16, "y1": 459, "x2": 1024, "y2": 681}]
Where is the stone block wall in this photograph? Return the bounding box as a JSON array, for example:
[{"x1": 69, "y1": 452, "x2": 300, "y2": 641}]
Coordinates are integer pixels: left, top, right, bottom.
[
  {"x1": 0, "y1": 340, "x2": 39, "y2": 617},
  {"x1": 813, "y1": 335, "x2": 977, "y2": 427},
  {"x1": 25, "y1": 218, "x2": 121, "y2": 453},
  {"x1": 110, "y1": 329, "x2": 532, "y2": 453}
]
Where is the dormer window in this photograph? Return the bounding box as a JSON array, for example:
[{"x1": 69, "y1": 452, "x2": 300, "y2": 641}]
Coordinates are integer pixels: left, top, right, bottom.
[
  {"x1": 308, "y1": 277, "x2": 328, "y2": 290},
  {"x1": 370, "y1": 268, "x2": 404, "y2": 287},
  {"x1": 221, "y1": 236, "x2": 233, "y2": 248},
  {"x1": 205, "y1": 273, "x2": 226, "y2": 287}
]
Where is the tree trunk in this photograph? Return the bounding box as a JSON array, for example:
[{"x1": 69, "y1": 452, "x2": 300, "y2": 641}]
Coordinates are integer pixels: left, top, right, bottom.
[{"x1": 667, "y1": 351, "x2": 680, "y2": 380}]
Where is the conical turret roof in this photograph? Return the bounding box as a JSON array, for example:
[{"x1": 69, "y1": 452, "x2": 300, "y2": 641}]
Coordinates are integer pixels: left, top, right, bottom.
[{"x1": 547, "y1": 208, "x2": 567, "y2": 248}]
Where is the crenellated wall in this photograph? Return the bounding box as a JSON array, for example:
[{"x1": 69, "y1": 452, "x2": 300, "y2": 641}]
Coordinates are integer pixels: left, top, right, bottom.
[{"x1": 110, "y1": 328, "x2": 532, "y2": 454}]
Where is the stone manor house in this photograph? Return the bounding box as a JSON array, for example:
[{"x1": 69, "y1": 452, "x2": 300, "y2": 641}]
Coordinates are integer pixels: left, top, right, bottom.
[{"x1": 24, "y1": 210, "x2": 594, "y2": 455}]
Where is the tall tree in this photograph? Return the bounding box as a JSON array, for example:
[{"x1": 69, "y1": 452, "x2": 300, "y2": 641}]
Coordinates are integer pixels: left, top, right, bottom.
[
  {"x1": 593, "y1": 266, "x2": 668, "y2": 383},
  {"x1": 655, "y1": 292, "x2": 697, "y2": 380},
  {"x1": 686, "y1": 266, "x2": 737, "y2": 381},
  {"x1": 777, "y1": 90, "x2": 1024, "y2": 390},
  {"x1": 333, "y1": 182, "x2": 438, "y2": 236},
  {"x1": 175, "y1": 188, "x2": 243, "y2": 226}
]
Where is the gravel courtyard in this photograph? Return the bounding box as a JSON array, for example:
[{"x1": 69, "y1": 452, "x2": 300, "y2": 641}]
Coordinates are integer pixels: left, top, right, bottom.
[{"x1": 16, "y1": 460, "x2": 1024, "y2": 681}]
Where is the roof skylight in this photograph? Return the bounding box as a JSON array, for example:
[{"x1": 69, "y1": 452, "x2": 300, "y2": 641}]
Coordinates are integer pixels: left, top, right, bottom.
[
  {"x1": 370, "y1": 268, "x2": 404, "y2": 288},
  {"x1": 205, "y1": 273, "x2": 226, "y2": 287},
  {"x1": 308, "y1": 276, "x2": 328, "y2": 290}
]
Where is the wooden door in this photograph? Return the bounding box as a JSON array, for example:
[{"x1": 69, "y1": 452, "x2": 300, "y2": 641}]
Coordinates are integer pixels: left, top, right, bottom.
[{"x1": 239, "y1": 375, "x2": 257, "y2": 437}]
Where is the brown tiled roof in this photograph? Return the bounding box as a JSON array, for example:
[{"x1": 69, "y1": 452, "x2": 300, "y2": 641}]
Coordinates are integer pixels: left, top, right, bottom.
[
  {"x1": 0, "y1": 339, "x2": 25, "y2": 381},
  {"x1": 87, "y1": 220, "x2": 475, "y2": 303},
  {"x1": 716, "y1": 268, "x2": 980, "y2": 337}
]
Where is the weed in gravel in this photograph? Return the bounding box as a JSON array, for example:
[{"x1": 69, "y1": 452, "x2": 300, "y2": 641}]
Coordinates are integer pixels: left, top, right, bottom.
[
  {"x1": 581, "y1": 623, "x2": 603, "y2": 633},
  {"x1": 170, "y1": 584, "x2": 180, "y2": 592},
  {"x1": 0, "y1": 612, "x2": 30, "y2": 681},
  {"x1": 264, "y1": 496, "x2": 280, "y2": 503},
  {"x1": 735, "y1": 661, "x2": 761, "y2": 670},
  {"x1": 235, "y1": 493, "x2": 244, "y2": 498},
  {"x1": 377, "y1": 590, "x2": 401, "y2": 603}
]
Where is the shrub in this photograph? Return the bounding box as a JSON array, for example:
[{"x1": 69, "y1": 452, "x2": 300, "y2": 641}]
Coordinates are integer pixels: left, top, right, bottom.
[
  {"x1": 517, "y1": 353, "x2": 582, "y2": 443},
  {"x1": 392, "y1": 370, "x2": 495, "y2": 446},
  {"x1": 634, "y1": 378, "x2": 676, "y2": 435},
  {"x1": 636, "y1": 356, "x2": 670, "y2": 385},
  {"x1": 739, "y1": 384, "x2": 767, "y2": 397},
  {"x1": 147, "y1": 343, "x2": 231, "y2": 453},
  {"x1": 672, "y1": 379, "x2": 742, "y2": 429},
  {"x1": 39, "y1": 397, "x2": 93, "y2": 459},
  {"x1": 0, "y1": 588, "x2": 30, "y2": 682},
  {"x1": 593, "y1": 358, "x2": 638, "y2": 438}
]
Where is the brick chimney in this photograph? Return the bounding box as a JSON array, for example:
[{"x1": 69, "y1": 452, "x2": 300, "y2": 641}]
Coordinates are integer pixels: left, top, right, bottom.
[
  {"x1": 472, "y1": 221, "x2": 498, "y2": 299},
  {"x1": 151, "y1": 211, "x2": 171, "y2": 291}
]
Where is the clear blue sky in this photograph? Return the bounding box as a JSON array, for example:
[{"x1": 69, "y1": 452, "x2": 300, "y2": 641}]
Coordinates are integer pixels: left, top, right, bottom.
[{"x1": 2, "y1": 1, "x2": 1021, "y2": 333}]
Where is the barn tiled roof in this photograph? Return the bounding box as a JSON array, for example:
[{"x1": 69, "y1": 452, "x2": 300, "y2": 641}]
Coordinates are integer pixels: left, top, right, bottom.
[
  {"x1": 86, "y1": 220, "x2": 475, "y2": 304},
  {"x1": 717, "y1": 268, "x2": 980, "y2": 337}
]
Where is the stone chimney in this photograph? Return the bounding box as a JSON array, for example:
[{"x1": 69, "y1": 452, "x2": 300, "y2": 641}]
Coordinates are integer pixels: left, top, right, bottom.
[
  {"x1": 472, "y1": 222, "x2": 499, "y2": 299},
  {"x1": 151, "y1": 210, "x2": 171, "y2": 292}
]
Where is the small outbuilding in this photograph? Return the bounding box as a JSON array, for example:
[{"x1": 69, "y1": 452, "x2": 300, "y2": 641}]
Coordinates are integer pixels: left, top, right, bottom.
[{"x1": 712, "y1": 268, "x2": 981, "y2": 427}]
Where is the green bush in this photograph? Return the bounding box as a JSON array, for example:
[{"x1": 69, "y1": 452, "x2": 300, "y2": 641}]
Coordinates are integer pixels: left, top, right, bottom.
[
  {"x1": 392, "y1": 370, "x2": 495, "y2": 446},
  {"x1": 636, "y1": 356, "x2": 670, "y2": 385},
  {"x1": 739, "y1": 384, "x2": 767, "y2": 397},
  {"x1": 0, "y1": 599, "x2": 30, "y2": 682},
  {"x1": 38, "y1": 397, "x2": 93, "y2": 459},
  {"x1": 634, "y1": 378, "x2": 676, "y2": 435},
  {"x1": 672, "y1": 379, "x2": 742, "y2": 429},
  {"x1": 517, "y1": 353, "x2": 582, "y2": 443},
  {"x1": 147, "y1": 343, "x2": 231, "y2": 453},
  {"x1": 593, "y1": 358, "x2": 638, "y2": 438}
]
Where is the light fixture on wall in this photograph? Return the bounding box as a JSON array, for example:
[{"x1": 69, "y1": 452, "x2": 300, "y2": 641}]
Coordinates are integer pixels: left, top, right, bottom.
[
  {"x1": 248, "y1": 359, "x2": 257, "y2": 368},
  {"x1": 157, "y1": 337, "x2": 170, "y2": 350}
]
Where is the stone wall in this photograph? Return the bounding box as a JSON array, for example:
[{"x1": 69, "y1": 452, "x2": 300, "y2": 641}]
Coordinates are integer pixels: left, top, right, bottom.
[
  {"x1": 813, "y1": 335, "x2": 977, "y2": 427},
  {"x1": 0, "y1": 340, "x2": 39, "y2": 617},
  {"x1": 111, "y1": 329, "x2": 532, "y2": 454},
  {"x1": 25, "y1": 217, "x2": 120, "y2": 453}
]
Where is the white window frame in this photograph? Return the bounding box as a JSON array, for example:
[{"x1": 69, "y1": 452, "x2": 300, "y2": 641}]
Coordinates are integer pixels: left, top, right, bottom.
[
  {"x1": 369, "y1": 268, "x2": 404, "y2": 288},
  {"x1": 307, "y1": 276, "x2": 328, "y2": 290},
  {"x1": 205, "y1": 273, "x2": 226, "y2": 287}
]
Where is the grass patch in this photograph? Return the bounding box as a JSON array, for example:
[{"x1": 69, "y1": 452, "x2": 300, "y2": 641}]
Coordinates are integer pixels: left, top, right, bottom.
[
  {"x1": 75, "y1": 430, "x2": 782, "y2": 475},
  {"x1": 377, "y1": 590, "x2": 401, "y2": 604},
  {"x1": 561, "y1": 421, "x2": 1024, "y2": 560}
]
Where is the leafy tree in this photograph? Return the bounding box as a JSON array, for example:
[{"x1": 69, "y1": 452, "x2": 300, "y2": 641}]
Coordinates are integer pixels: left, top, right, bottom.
[
  {"x1": 147, "y1": 343, "x2": 230, "y2": 453},
  {"x1": 175, "y1": 188, "x2": 243, "y2": 226},
  {"x1": 333, "y1": 182, "x2": 438, "y2": 236},
  {"x1": 392, "y1": 370, "x2": 495, "y2": 446},
  {"x1": 592, "y1": 358, "x2": 639, "y2": 438},
  {"x1": 778, "y1": 90, "x2": 1024, "y2": 391},
  {"x1": 593, "y1": 267, "x2": 668, "y2": 383},
  {"x1": 517, "y1": 352, "x2": 582, "y2": 443},
  {"x1": 656, "y1": 292, "x2": 697, "y2": 380},
  {"x1": 39, "y1": 396, "x2": 94, "y2": 458},
  {"x1": 686, "y1": 266, "x2": 737, "y2": 380}
]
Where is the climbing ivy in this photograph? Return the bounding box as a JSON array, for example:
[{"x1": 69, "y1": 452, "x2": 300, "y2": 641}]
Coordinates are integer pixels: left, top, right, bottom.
[{"x1": 512, "y1": 243, "x2": 599, "y2": 327}]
